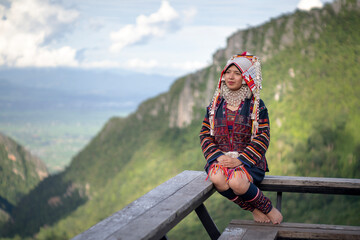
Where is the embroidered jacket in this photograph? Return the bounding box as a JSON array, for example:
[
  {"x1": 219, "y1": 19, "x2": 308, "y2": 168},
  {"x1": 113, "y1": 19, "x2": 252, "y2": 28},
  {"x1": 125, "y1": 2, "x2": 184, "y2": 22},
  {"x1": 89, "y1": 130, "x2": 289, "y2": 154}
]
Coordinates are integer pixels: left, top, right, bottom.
[{"x1": 199, "y1": 97, "x2": 270, "y2": 172}]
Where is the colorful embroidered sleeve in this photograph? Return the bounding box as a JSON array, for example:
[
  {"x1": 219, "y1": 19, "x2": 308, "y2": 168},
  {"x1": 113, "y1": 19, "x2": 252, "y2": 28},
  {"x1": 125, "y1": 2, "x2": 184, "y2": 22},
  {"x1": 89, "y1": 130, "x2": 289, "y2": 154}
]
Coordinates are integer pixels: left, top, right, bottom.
[
  {"x1": 199, "y1": 108, "x2": 224, "y2": 172},
  {"x1": 238, "y1": 100, "x2": 270, "y2": 168}
]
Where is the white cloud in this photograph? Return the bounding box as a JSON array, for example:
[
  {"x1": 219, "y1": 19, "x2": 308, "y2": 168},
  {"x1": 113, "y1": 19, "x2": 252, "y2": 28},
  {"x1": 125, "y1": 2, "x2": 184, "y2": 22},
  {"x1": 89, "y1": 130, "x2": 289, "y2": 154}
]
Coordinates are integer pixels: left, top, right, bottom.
[
  {"x1": 297, "y1": 0, "x2": 323, "y2": 11},
  {"x1": 81, "y1": 60, "x2": 122, "y2": 69},
  {"x1": 126, "y1": 58, "x2": 160, "y2": 69},
  {"x1": 80, "y1": 57, "x2": 207, "y2": 76},
  {"x1": 109, "y1": 0, "x2": 193, "y2": 53},
  {"x1": 124, "y1": 58, "x2": 207, "y2": 74},
  {"x1": 0, "y1": 0, "x2": 79, "y2": 67},
  {"x1": 182, "y1": 7, "x2": 197, "y2": 24}
]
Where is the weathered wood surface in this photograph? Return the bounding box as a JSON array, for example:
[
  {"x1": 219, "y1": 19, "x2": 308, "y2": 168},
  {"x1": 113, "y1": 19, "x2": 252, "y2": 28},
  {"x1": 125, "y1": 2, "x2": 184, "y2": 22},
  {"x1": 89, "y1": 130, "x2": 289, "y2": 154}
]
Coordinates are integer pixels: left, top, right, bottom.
[
  {"x1": 72, "y1": 171, "x2": 360, "y2": 240},
  {"x1": 220, "y1": 220, "x2": 360, "y2": 240},
  {"x1": 72, "y1": 170, "x2": 214, "y2": 240},
  {"x1": 259, "y1": 175, "x2": 360, "y2": 195}
]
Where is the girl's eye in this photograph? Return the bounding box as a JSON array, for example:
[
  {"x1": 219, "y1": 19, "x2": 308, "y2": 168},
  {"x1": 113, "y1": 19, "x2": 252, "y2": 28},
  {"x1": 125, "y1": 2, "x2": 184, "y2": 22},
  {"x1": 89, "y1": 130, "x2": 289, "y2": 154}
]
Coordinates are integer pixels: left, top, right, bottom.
[{"x1": 225, "y1": 70, "x2": 240, "y2": 75}]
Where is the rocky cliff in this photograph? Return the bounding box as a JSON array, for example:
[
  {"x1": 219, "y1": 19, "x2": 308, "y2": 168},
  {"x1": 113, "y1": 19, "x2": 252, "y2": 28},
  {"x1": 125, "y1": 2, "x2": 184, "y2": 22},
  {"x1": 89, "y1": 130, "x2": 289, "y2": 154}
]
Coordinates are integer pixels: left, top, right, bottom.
[{"x1": 162, "y1": 0, "x2": 360, "y2": 128}]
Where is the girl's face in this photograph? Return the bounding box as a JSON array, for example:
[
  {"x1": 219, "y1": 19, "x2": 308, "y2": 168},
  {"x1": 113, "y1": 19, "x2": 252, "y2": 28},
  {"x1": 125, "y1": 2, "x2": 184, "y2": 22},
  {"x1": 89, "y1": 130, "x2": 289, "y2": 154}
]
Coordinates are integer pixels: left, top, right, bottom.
[{"x1": 224, "y1": 65, "x2": 244, "y2": 91}]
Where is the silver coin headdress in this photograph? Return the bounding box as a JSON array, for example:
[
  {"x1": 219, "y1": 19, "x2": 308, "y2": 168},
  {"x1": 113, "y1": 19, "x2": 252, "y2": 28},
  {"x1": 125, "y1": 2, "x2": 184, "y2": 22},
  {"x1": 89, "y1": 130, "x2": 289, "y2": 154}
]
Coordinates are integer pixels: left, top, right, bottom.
[{"x1": 209, "y1": 52, "x2": 263, "y2": 139}]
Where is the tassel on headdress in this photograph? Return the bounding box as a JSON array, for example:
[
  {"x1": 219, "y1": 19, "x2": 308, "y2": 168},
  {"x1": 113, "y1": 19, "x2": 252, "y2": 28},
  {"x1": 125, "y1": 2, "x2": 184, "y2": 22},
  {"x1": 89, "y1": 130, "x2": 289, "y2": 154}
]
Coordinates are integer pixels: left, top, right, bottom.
[{"x1": 209, "y1": 52, "x2": 263, "y2": 139}]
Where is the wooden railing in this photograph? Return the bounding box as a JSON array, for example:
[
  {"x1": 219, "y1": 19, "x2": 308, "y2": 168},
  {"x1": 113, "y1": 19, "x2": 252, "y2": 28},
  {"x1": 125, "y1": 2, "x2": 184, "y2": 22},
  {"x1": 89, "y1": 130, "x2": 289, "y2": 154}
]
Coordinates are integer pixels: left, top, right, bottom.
[{"x1": 72, "y1": 171, "x2": 360, "y2": 240}]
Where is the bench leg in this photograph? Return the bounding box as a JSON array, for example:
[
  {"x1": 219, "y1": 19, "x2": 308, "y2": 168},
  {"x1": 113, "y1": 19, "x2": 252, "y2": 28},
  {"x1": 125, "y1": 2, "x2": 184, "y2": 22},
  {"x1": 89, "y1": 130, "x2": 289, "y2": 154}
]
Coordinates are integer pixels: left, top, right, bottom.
[
  {"x1": 159, "y1": 235, "x2": 168, "y2": 240},
  {"x1": 195, "y1": 203, "x2": 221, "y2": 240},
  {"x1": 276, "y1": 192, "x2": 282, "y2": 212}
]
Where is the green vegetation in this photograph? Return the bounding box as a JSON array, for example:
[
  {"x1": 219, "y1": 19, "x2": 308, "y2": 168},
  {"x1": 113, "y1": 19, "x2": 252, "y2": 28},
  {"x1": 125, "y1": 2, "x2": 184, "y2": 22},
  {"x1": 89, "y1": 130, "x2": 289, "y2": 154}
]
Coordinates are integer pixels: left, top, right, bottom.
[
  {"x1": 0, "y1": 110, "x2": 124, "y2": 173},
  {"x1": 1, "y1": 1, "x2": 360, "y2": 239},
  {"x1": 0, "y1": 134, "x2": 48, "y2": 206}
]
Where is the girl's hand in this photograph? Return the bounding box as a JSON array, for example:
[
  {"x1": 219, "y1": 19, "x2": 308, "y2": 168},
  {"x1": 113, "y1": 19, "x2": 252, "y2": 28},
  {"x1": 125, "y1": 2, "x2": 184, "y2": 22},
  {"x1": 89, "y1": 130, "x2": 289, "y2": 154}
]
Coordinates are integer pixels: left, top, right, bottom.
[{"x1": 217, "y1": 155, "x2": 243, "y2": 168}]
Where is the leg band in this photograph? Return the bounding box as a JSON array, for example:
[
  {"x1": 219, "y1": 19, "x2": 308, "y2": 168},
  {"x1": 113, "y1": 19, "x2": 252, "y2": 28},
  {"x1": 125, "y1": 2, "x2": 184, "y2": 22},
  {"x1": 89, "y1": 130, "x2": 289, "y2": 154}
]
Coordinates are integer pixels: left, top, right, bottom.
[
  {"x1": 240, "y1": 182, "x2": 273, "y2": 214},
  {"x1": 219, "y1": 189, "x2": 255, "y2": 211},
  {"x1": 233, "y1": 197, "x2": 255, "y2": 211},
  {"x1": 218, "y1": 188, "x2": 237, "y2": 201}
]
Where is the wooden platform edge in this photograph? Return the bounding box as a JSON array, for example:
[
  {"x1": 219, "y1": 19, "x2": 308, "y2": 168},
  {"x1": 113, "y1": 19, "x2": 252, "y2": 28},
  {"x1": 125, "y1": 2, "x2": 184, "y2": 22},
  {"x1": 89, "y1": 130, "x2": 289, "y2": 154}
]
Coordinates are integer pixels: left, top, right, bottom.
[
  {"x1": 72, "y1": 171, "x2": 360, "y2": 240},
  {"x1": 260, "y1": 175, "x2": 360, "y2": 195},
  {"x1": 219, "y1": 220, "x2": 360, "y2": 240},
  {"x1": 71, "y1": 170, "x2": 214, "y2": 240}
]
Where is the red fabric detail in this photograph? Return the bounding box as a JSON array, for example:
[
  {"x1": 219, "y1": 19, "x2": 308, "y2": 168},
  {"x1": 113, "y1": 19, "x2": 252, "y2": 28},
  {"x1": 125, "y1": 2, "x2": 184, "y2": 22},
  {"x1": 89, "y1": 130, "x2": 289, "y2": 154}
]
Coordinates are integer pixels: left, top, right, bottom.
[
  {"x1": 245, "y1": 75, "x2": 256, "y2": 92},
  {"x1": 207, "y1": 162, "x2": 253, "y2": 184}
]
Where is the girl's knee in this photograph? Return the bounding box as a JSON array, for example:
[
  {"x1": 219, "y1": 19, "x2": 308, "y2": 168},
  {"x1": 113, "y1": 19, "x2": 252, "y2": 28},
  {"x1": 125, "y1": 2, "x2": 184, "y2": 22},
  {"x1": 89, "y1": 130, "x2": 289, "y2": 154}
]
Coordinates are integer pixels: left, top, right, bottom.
[
  {"x1": 228, "y1": 174, "x2": 250, "y2": 195},
  {"x1": 209, "y1": 171, "x2": 228, "y2": 190},
  {"x1": 209, "y1": 172, "x2": 226, "y2": 184}
]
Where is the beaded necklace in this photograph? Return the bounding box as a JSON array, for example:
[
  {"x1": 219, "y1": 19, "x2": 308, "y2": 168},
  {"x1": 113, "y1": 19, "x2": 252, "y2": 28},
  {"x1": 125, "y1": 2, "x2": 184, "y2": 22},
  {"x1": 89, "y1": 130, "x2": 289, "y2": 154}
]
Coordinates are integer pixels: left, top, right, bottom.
[{"x1": 221, "y1": 82, "x2": 252, "y2": 108}]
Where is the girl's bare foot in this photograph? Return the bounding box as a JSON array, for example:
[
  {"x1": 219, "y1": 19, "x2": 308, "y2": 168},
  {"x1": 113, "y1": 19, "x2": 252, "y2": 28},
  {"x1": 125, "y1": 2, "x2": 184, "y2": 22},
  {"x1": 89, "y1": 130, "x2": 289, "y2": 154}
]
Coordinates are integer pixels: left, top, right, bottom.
[
  {"x1": 252, "y1": 209, "x2": 271, "y2": 223},
  {"x1": 266, "y1": 207, "x2": 283, "y2": 224}
]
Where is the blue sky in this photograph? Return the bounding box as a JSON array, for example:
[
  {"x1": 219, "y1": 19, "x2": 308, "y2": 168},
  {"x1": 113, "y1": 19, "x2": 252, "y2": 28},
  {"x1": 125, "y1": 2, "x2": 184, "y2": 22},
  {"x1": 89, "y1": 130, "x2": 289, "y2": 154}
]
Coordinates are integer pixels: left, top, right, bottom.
[{"x1": 0, "y1": 0, "x2": 333, "y2": 77}]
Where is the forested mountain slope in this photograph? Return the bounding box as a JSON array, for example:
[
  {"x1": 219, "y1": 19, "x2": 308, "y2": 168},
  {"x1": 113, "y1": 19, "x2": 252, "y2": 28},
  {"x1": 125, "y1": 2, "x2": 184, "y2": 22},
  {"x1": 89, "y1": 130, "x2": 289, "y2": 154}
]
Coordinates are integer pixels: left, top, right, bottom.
[
  {"x1": 0, "y1": 133, "x2": 48, "y2": 224},
  {"x1": 1, "y1": 0, "x2": 359, "y2": 239}
]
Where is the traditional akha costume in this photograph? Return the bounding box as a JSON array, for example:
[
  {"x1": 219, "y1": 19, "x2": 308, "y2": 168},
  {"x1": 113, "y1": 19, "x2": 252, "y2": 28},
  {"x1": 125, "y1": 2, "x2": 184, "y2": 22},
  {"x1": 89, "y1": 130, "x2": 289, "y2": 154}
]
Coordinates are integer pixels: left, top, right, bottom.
[{"x1": 199, "y1": 52, "x2": 273, "y2": 215}]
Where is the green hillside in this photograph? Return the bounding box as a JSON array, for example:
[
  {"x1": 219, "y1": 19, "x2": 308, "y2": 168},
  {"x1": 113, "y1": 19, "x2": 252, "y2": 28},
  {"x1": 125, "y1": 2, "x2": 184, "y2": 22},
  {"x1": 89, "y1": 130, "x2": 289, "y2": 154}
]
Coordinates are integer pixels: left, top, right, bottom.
[
  {"x1": 0, "y1": 133, "x2": 48, "y2": 224},
  {"x1": 1, "y1": 0, "x2": 360, "y2": 239}
]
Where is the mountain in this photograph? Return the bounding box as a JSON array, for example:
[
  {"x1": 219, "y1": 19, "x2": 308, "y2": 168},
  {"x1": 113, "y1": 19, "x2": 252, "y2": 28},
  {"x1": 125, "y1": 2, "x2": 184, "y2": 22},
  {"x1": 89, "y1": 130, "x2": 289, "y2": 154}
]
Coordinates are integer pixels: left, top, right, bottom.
[
  {"x1": 1, "y1": 0, "x2": 359, "y2": 239},
  {"x1": 0, "y1": 132, "x2": 48, "y2": 223}
]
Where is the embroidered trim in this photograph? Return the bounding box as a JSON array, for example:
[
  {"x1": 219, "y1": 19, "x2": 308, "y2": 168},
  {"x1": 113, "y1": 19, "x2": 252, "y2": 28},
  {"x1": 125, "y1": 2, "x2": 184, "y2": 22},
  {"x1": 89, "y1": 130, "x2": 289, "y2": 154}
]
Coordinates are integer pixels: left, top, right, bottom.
[{"x1": 206, "y1": 161, "x2": 253, "y2": 183}]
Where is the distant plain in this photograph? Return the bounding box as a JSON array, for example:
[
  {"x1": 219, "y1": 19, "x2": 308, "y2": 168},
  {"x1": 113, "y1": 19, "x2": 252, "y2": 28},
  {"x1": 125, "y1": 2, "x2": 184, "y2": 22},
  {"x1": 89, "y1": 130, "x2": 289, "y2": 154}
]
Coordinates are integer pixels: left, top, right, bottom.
[{"x1": 0, "y1": 68, "x2": 175, "y2": 172}]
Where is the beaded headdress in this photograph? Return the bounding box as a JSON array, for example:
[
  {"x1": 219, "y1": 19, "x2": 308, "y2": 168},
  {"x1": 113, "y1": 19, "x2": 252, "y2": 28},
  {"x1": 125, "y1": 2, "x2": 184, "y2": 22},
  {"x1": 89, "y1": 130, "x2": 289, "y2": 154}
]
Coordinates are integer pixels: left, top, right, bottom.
[{"x1": 209, "y1": 52, "x2": 263, "y2": 139}]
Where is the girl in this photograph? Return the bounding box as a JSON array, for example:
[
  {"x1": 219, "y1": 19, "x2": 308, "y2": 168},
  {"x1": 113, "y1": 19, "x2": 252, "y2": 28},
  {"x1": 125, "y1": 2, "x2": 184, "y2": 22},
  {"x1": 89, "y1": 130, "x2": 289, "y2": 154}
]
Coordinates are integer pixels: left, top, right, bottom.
[{"x1": 199, "y1": 52, "x2": 283, "y2": 224}]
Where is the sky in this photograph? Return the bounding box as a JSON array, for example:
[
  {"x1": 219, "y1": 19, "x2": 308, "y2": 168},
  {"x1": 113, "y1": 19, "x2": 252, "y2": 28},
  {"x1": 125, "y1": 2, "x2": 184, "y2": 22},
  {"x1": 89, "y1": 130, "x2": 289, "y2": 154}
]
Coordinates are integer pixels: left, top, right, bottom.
[{"x1": 0, "y1": 0, "x2": 333, "y2": 77}]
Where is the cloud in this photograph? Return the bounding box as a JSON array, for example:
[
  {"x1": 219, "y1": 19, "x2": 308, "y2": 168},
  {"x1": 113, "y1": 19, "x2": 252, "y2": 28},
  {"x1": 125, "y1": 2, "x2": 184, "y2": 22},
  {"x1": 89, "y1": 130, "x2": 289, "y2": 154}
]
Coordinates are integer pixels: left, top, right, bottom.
[
  {"x1": 126, "y1": 58, "x2": 160, "y2": 69},
  {"x1": 81, "y1": 60, "x2": 122, "y2": 69},
  {"x1": 182, "y1": 7, "x2": 197, "y2": 24},
  {"x1": 297, "y1": 0, "x2": 323, "y2": 11},
  {"x1": 80, "y1": 57, "x2": 207, "y2": 76},
  {"x1": 124, "y1": 58, "x2": 207, "y2": 74},
  {"x1": 0, "y1": 0, "x2": 79, "y2": 67},
  {"x1": 109, "y1": 0, "x2": 193, "y2": 53}
]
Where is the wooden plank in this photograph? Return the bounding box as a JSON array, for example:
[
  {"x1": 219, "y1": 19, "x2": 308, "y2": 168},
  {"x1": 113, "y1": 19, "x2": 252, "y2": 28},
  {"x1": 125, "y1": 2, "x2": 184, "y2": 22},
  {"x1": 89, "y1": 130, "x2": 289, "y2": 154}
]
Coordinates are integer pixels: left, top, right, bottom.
[
  {"x1": 72, "y1": 170, "x2": 212, "y2": 240},
  {"x1": 260, "y1": 176, "x2": 360, "y2": 195},
  {"x1": 73, "y1": 172, "x2": 360, "y2": 240},
  {"x1": 276, "y1": 222, "x2": 360, "y2": 240},
  {"x1": 218, "y1": 224, "x2": 247, "y2": 240},
  {"x1": 219, "y1": 225, "x2": 277, "y2": 240},
  {"x1": 105, "y1": 172, "x2": 214, "y2": 240},
  {"x1": 227, "y1": 220, "x2": 360, "y2": 240},
  {"x1": 242, "y1": 228, "x2": 278, "y2": 240}
]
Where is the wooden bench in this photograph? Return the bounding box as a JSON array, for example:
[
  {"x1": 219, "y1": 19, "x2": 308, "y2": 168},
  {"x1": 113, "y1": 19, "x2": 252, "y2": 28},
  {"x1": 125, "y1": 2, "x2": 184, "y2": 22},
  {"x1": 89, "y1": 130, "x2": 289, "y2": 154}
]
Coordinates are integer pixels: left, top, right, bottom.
[
  {"x1": 72, "y1": 170, "x2": 218, "y2": 240},
  {"x1": 219, "y1": 220, "x2": 360, "y2": 240},
  {"x1": 259, "y1": 175, "x2": 360, "y2": 212},
  {"x1": 220, "y1": 176, "x2": 360, "y2": 240},
  {"x1": 72, "y1": 171, "x2": 360, "y2": 240}
]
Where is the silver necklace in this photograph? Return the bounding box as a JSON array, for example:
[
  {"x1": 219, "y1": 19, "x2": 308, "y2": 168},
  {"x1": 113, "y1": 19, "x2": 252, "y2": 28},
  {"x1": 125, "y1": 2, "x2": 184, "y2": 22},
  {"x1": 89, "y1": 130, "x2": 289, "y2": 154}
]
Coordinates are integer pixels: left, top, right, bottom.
[{"x1": 221, "y1": 82, "x2": 252, "y2": 107}]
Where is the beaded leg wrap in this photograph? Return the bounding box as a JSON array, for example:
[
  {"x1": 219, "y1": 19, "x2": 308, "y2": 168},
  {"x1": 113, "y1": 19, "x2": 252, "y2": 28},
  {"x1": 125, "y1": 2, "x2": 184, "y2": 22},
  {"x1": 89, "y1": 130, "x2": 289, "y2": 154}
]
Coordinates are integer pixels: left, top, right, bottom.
[
  {"x1": 233, "y1": 196, "x2": 255, "y2": 211},
  {"x1": 218, "y1": 189, "x2": 255, "y2": 212},
  {"x1": 241, "y1": 182, "x2": 273, "y2": 214}
]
